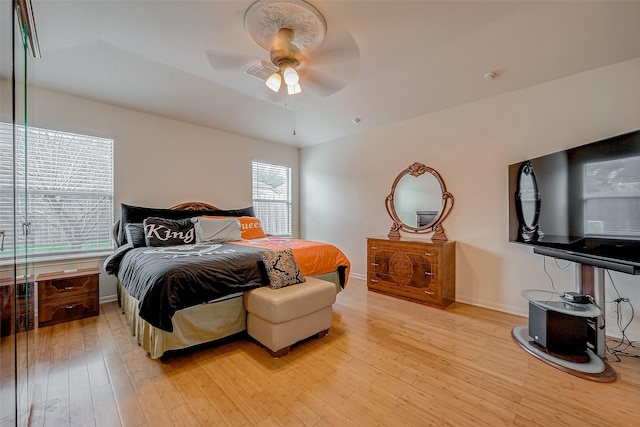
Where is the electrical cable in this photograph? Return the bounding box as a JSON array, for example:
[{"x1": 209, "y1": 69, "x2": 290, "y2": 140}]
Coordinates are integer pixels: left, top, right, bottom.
[
  {"x1": 603, "y1": 272, "x2": 639, "y2": 361},
  {"x1": 606, "y1": 270, "x2": 622, "y2": 300},
  {"x1": 542, "y1": 256, "x2": 573, "y2": 294},
  {"x1": 553, "y1": 258, "x2": 572, "y2": 270}
]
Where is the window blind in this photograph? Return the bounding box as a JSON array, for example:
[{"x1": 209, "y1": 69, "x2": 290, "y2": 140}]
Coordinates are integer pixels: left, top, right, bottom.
[
  {"x1": 252, "y1": 161, "x2": 292, "y2": 236},
  {"x1": 0, "y1": 123, "x2": 114, "y2": 258}
]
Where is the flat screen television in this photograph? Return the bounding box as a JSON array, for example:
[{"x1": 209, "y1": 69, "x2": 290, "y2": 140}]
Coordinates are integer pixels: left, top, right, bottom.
[{"x1": 508, "y1": 129, "x2": 640, "y2": 275}]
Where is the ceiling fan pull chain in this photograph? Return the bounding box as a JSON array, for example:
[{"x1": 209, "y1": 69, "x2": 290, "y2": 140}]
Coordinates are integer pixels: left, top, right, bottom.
[{"x1": 293, "y1": 96, "x2": 296, "y2": 136}]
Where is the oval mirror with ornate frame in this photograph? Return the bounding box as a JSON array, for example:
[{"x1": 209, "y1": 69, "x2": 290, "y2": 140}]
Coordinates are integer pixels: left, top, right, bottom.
[{"x1": 385, "y1": 162, "x2": 454, "y2": 242}]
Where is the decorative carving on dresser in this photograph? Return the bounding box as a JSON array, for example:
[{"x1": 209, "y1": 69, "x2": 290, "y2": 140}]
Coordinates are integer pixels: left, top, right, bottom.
[{"x1": 367, "y1": 236, "x2": 455, "y2": 309}]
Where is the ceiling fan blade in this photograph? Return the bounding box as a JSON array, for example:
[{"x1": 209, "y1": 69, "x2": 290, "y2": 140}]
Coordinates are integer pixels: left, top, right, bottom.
[
  {"x1": 307, "y1": 45, "x2": 360, "y2": 67},
  {"x1": 300, "y1": 30, "x2": 360, "y2": 97},
  {"x1": 301, "y1": 69, "x2": 346, "y2": 98},
  {"x1": 205, "y1": 49, "x2": 258, "y2": 71},
  {"x1": 305, "y1": 26, "x2": 360, "y2": 66}
]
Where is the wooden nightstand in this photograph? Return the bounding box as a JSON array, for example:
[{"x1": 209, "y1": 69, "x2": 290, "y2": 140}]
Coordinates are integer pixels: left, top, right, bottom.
[
  {"x1": 37, "y1": 267, "x2": 100, "y2": 327},
  {"x1": 0, "y1": 275, "x2": 35, "y2": 336}
]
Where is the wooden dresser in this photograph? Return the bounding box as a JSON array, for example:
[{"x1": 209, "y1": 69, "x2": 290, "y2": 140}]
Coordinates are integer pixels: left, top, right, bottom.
[
  {"x1": 37, "y1": 267, "x2": 100, "y2": 327},
  {"x1": 367, "y1": 236, "x2": 455, "y2": 309}
]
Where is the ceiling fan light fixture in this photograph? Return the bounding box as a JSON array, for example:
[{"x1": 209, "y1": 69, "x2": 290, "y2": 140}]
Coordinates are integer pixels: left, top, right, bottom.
[
  {"x1": 287, "y1": 82, "x2": 302, "y2": 95},
  {"x1": 283, "y1": 66, "x2": 299, "y2": 85},
  {"x1": 265, "y1": 72, "x2": 282, "y2": 92}
]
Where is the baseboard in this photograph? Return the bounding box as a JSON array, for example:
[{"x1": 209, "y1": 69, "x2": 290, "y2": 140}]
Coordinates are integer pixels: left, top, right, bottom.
[
  {"x1": 349, "y1": 272, "x2": 366, "y2": 281},
  {"x1": 100, "y1": 294, "x2": 118, "y2": 304},
  {"x1": 454, "y1": 296, "x2": 527, "y2": 318}
]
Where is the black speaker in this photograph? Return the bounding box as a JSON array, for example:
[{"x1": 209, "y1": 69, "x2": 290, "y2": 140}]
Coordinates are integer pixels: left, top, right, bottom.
[{"x1": 528, "y1": 302, "x2": 587, "y2": 354}]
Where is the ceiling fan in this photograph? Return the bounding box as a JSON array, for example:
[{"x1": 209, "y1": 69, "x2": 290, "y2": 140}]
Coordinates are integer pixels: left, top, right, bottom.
[
  {"x1": 264, "y1": 27, "x2": 305, "y2": 95},
  {"x1": 205, "y1": 0, "x2": 360, "y2": 100}
]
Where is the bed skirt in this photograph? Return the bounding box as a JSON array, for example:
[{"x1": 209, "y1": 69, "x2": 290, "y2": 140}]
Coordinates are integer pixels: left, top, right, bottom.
[{"x1": 117, "y1": 282, "x2": 246, "y2": 359}]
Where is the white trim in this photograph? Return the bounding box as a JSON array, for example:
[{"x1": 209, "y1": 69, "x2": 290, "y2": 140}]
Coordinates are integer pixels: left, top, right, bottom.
[
  {"x1": 100, "y1": 294, "x2": 118, "y2": 304},
  {"x1": 0, "y1": 250, "x2": 111, "y2": 268},
  {"x1": 349, "y1": 272, "x2": 366, "y2": 281}
]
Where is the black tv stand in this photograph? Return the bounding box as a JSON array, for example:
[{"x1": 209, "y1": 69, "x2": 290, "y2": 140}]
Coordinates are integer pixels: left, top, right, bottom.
[{"x1": 511, "y1": 263, "x2": 616, "y2": 382}]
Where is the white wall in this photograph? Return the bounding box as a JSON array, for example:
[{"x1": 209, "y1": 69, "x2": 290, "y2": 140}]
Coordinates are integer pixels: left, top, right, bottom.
[
  {"x1": 300, "y1": 57, "x2": 640, "y2": 340},
  {"x1": 2, "y1": 84, "x2": 299, "y2": 300}
]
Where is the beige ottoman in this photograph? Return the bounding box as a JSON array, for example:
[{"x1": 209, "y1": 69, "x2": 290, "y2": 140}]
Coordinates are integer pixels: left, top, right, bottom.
[{"x1": 244, "y1": 277, "x2": 336, "y2": 357}]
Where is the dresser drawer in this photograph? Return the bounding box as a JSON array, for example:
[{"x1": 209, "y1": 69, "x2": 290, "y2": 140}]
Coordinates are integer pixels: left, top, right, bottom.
[
  {"x1": 368, "y1": 273, "x2": 443, "y2": 305},
  {"x1": 38, "y1": 294, "x2": 99, "y2": 327},
  {"x1": 39, "y1": 273, "x2": 98, "y2": 302},
  {"x1": 370, "y1": 256, "x2": 440, "y2": 287},
  {"x1": 368, "y1": 240, "x2": 441, "y2": 262}
]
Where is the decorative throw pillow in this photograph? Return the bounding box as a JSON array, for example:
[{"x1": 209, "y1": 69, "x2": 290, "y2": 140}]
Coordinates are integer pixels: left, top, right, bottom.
[
  {"x1": 259, "y1": 248, "x2": 305, "y2": 289},
  {"x1": 192, "y1": 217, "x2": 241, "y2": 243},
  {"x1": 125, "y1": 223, "x2": 146, "y2": 248},
  {"x1": 206, "y1": 216, "x2": 267, "y2": 240},
  {"x1": 237, "y1": 217, "x2": 267, "y2": 239},
  {"x1": 143, "y1": 217, "x2": 195, "y2": 247}
]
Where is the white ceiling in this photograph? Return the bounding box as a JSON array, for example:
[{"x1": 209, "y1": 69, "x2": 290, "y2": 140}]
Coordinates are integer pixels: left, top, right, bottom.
[{"x1": 16, "y1": 1, "x2": 640, "y2": 147}]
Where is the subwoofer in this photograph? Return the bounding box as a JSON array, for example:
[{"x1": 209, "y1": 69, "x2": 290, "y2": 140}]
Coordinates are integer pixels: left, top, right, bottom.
[{"x1": 528, "y1": 302, "x2": 588, "y2": 354}]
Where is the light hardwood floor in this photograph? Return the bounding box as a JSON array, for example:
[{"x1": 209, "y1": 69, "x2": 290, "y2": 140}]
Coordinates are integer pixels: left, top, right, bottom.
[{"x1": 21, "y1": 278, "x2": 640, "y2": 426}]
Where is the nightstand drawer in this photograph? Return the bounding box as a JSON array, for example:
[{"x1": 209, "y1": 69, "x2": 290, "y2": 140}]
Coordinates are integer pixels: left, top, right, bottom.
[
  {"x1": 38, "y1": 294, "x2": 99, "y2": 327},
  {"x1": 0, "y1": 276, "x2": 35, "y2": 335},
  {"x1": 39, "y1": 273, "x2": 98, "y2": 302}
]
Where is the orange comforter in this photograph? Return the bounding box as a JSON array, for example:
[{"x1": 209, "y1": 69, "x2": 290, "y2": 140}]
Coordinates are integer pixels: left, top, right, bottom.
[{"x1": 231, "y1": 236, "x2": 350, "y2": 287}]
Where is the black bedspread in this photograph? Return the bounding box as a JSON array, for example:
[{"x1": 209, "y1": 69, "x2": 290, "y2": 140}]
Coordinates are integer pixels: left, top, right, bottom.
[{"x1": 108, "y1": 243, "x2": 264, "y2": 332}]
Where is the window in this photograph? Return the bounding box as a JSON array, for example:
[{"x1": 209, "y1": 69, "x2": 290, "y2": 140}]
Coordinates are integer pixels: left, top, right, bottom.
[
  {"x1": 0, "y1": 123, "x2": 114, "y2": 258},
  {"x1": 252, "y1": 161, "x2": 292, "y2": 236}
]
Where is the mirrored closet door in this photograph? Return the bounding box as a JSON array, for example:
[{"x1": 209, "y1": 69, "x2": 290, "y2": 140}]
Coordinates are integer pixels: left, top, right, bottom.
[{"x1": 1, "y1": 1, "x2": 39, "y2": 425}]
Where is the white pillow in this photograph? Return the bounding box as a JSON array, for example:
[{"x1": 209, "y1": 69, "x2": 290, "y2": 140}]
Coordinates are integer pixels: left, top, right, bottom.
[{"x1": 192, "y1": 217, "x2": 241, "y2": 243}]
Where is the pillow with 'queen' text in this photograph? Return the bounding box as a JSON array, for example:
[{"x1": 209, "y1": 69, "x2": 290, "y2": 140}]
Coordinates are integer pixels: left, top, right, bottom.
[{"x1": 205, "y1": 216, "x2": 267, "y2": 240}]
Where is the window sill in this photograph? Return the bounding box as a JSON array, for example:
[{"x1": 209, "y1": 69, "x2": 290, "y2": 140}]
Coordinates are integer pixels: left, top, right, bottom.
[{"x1": 0, "y1": 250, "x2": 113, "y2": 268}]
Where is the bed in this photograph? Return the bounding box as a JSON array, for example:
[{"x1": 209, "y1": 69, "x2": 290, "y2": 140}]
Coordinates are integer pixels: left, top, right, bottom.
[{"x1": 105, "y1": 202, "x2": 350, "y2": 359}]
